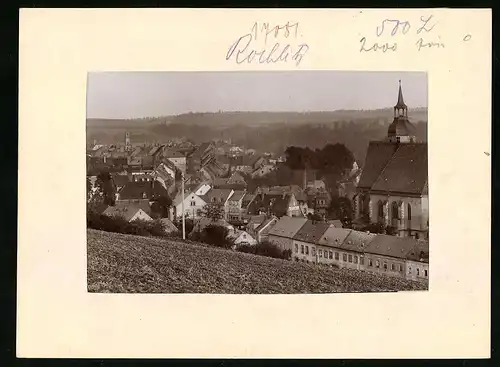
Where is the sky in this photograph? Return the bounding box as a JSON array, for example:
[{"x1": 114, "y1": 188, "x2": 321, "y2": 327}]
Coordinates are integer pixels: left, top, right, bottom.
[{"x1": 86, "y1": 71, "x2": 428, "y2": 119}]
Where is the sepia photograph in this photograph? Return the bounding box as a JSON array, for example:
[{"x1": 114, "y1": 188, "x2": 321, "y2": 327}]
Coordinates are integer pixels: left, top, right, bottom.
[{"x1": 86, "y1": 71, "x2": 429, "y2": 294}]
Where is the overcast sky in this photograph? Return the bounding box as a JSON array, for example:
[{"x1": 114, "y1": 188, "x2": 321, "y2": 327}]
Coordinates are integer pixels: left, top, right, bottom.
[{"x1": 86, "y1": 71, "x2": 428, "y2": 119}]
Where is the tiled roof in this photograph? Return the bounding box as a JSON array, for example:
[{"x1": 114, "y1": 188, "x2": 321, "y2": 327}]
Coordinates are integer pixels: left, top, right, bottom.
[
  {"x1": 317, "y1": 227, "x2": 352, "y2": 247},
  {"x1": 119, "y1": 181, "x2": 169, "y2": 200},
  {"x1": 364, "y1": 234, "x2": 420, "y2": 260},
  {"x1": 341, "y1": 230, "x2": 376, "y2": 253},
  {"x1": 357, "y1": 141, "x2": 399, "y2": 189},
  {"x1": 111, "y1": 174, "x2": 131, "y2": 187},
  {"x1": 163, "y1": 149, "x2": 185, "y2": 158},
  {"x1": 200, "y1": 188, "x2": 233, "y2": 204},
  {"x1": 228, "y1": 171, "x2": 246, "y2": 184},
  {"x1": 241, "y1": 193, "x2": 256, "y2": 207},
  {"x1": 103, "y1": 204, "x2": 150, "y2": 222},
  {"x1": 255, "y1": 216, "x2": 278, "y2": 232},
  {"x1": 160, "y1": 218, "x2": 179, "y2": 233},
  {"x1": 371, "y1": 143, "x2": 427, "y2": 195},
  {"x1": 405, "y1": 239, "x2": 429, "y2": 263},
  {"x1": 327, "y1": 219, "x2": 343, "y2": 228},
  {"x1": 293, "y1": 220, "x2": 331, "y2": 243},
  {"x1": 268, "y1": 216, "x2": 308, "y2": 239},
  {"x1": 192, "y1": 217, "x2": 233, "y2": 234},
  {"x1": 229, "y1": 190, "x2": 246, "y2": 201}
]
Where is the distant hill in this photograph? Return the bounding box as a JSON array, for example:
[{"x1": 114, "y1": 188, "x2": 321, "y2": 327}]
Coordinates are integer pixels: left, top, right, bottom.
[
  {"x1": 87, "y1": 229, "x2": 427, "y2": 294},
  {"x1": 86, "y1": 108, "x2": 428, "y2": 164}
]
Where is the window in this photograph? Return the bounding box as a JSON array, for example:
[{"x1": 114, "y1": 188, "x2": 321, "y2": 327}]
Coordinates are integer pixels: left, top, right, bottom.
[
  {"x1": 348, "y1": 254, "x2": 353, "y2": 263},
  {"x1": 343, "y1": 254, "x2": 347, "y2": 261},
  {"x1": 383, "y1": 263, "x2": 387, "y2": 270},
  {"x1": 354, "y1": 256, "x2": 358, "y2": 264},
  {"x1": 415, "y1": 233, "x2": 420, "y2": 239},
  {"x1": 378, "y1": 201, "x2": 384, "y2": 219},
  {"x1": 375, "y1": 260, "x2": 380, "y2": 268},
  {"x1": 329, "y1": 251, "x2": 333, "y2": 259},
  {"x1": 408, "y1": 267, "x2": 412, "y2": 274},
  {"x1": 295, "y1": 244, "x2": 299, "y2": 253},
  {"x1": 391, "y1": 201, "x2": 399, "y2": 220},
  {"x1": 318, "y1": 249, "x2": 323, "y2": 257},
  {"x1": 312, "y1": 247, "x2": 316, "y2": 257},
  {"x1": 424, "y1": 269, "x2": 428, "y2": 277},
  {"x1": 368, "y1": 259, "x2": 372, "y2": 267},
  {"x1": 335, "y1": 252, "x2": 339, "y2": 260},
  {"x1": 417, "y1": 268, "x2": 420, "y2": 276},
  {"x1": 407, "y1": 203, "x2": 412, "y2": 221},
  {"x1": 391, "y1": 263, "x2": 395, "y2": 271},
  {"x1": 301, "y1": 245, "x2": 304, "y2": 254},
  {"x1": 360, "y1": 257, "x2": 365, "y2": 265},
  {"x1": 190, "y1": 201, "x2": 196, "y2": 206},
  {"x1": 305, "y1": 246, "x2": 309, "y2": 255}
]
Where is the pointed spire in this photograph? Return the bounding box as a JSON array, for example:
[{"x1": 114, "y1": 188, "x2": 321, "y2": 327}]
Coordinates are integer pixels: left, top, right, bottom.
[{"x1": 395, "y1": 80, "x2": 407, "y2": 108}]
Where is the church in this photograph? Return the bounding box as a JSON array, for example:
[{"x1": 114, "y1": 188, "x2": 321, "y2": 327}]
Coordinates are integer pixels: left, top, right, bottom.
[{"x1": 354, "y1": 81, "x2": 429, "y2": 240}]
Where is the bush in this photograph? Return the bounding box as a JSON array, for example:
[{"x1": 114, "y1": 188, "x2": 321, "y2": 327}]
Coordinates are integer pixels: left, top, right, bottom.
[
  {"x1": 200, "y1": 224, "x2": 232, "y2": 249},
  {"x1": 87, "y1": 211, "x2": 167, "y2": 238}
]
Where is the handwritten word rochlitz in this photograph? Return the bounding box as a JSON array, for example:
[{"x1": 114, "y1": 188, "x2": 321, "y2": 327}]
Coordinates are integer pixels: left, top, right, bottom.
[{"x1": 226, "y1": 22, "x2": 309, "y2": 66}]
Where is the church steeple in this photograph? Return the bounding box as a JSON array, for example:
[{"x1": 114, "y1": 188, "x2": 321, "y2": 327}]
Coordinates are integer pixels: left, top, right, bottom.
[
  {"x1": 387, "y1": 80, "x2": 416, "y2": 143},
  {"x1": 394, "y1": 80, "x2": 408, "y2": 118}
]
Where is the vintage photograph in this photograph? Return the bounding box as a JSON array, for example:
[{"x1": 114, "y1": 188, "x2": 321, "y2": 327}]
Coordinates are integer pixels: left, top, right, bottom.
[{"x1": 86, "y1": 71, "x2": 429, "y2": 294}]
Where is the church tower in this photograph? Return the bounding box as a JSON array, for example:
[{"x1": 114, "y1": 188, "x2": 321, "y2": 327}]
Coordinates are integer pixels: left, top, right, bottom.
[
  {"x1": 387, "y1": 80, "x2": 417, "y2": 143},
  {"x1": 125, "y1": 132, "x2": 131, "y2": 151}
]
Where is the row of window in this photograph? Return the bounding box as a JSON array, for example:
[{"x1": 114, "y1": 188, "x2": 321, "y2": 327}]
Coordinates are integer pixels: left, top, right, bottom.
[{"x1": 294, "y1": 244, "x2": 428, "y2": 277}]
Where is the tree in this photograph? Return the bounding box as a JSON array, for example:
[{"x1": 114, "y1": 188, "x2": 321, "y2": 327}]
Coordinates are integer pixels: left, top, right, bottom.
[
  {"x1": 150, "y1": 195, "x2": 172, "y2": 218},
  {"x1": 200, "y1": 202, "x2": 225, "y2": 222},
  {"x1": 328, "y1": 196, "x2": 354, "y2": 223},
  {"x1": 96, "y1": 171, "x2": 116, "y2": 206},
  {"x1": 201, "y1": 224, "x2": 231, "y2": 248}
]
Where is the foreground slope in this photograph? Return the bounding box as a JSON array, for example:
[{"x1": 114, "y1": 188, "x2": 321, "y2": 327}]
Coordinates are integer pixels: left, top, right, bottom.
[{"x1": 87, "y1": 229, "x2": 427, "y2": 294}]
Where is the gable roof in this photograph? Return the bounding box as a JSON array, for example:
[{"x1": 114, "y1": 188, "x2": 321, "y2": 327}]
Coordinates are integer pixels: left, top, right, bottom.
[
  {"x1": 200, "y1": 188, "x2": 233, "y2": 204},
  {"x1": 229, "y1": 190, "x2": 246, "y2": 201},
  {"x1": 357, "y1": 141, "x2": 399, "y2": 189},
  {"x1": 364, "y1": 234, "x2": 421, "y2": 260},
  {"x1": 248, "y1": 215, "x2": 266, "y2": 227},
  {"x1": 103, "y1": 205, "x2": 150, "y2": 222},
  {"x1": 371, "y1": 143, "x2": 428, "y2": 195},
  {"x1": 227, "y1": 171, "x2": 247, "y2": 184},
  {"x1": 293, "y1": 220, "x2": 331, "y2": 244},
  {"x1": 159, "y1": 218, "x2": 179, "y2": 233},
  {"x1": 317, "y1": 227, "x2": 352, "y2": 247},
  {"x1": 191, "y1": 217, "x2": 233, "y2": 234},
  {"x1": 255, "y1": 216, "x2": 278, "y2": 233},
  {"x1": 341, "y1": 230, "x2": 377, "y2": 253},
  {"x1": 268, "y1": 216, "x2": 308, "y2": 239},
  {"x1": 111, "y1": 173, "x2": 131, "y2": 188},
  {"x1": 119, "y1": 181, "x2": 169, "y2": 200}
]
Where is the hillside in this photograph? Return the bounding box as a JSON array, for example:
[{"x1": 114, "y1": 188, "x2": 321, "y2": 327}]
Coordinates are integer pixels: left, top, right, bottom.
[
  {"x1": 86, "y1": 109, "x2": 427, "y2": 164},
  {"x1": 87, "y1": 229, "x2": 427, "y2": 294}
]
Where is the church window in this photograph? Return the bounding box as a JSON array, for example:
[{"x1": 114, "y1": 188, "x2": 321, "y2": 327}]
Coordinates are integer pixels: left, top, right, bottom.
[
  {"x1": 378, "y1": 201, "x2": 384, "y2": 219},
  {"x1": 391, "y1": 201, "x2": 399, "y2": 220},
  {"x1": 407, "y1": 203, "x2": 412, "y2": 220}
]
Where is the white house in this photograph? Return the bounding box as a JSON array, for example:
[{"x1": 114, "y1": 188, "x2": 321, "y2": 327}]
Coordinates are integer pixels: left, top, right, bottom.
[
  {"x1": 173, "y1": 191, "x2": 207, "y2": 219},
  {"x1": 228, "y1": 230, "x2": 257, "y2": 247}
]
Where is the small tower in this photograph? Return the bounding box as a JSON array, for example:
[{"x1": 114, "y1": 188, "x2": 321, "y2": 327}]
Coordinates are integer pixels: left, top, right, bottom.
[
  {"x1": 125, "y1": 132, "x2": 131, "y2": 151},
  {"x1": 387, "y1": 80, "x2": 417, "y2": 144}
]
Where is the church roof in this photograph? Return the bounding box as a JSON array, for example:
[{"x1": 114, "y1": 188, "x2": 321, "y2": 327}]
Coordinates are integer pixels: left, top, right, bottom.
[
  {"x1": 370, "y1": 143, "x2": 428, "y2": 195},
  {"x1": 357, "y1": 142, "x2": 399, "y2": 190},
  {"x1": 395, "y1": 81, "x2": 407, "y2": 109},
  {"x1": 387, "y1": 117, "x2": 417, "y2": 137}
]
